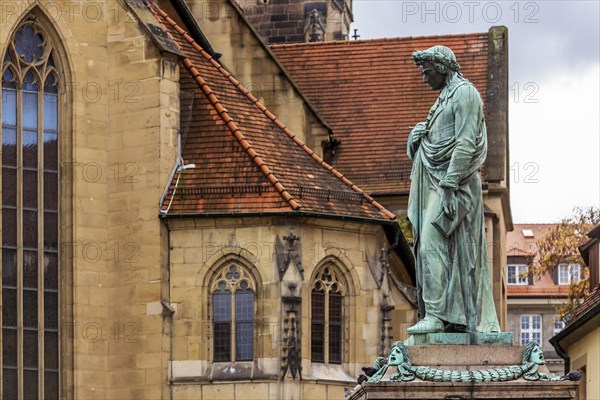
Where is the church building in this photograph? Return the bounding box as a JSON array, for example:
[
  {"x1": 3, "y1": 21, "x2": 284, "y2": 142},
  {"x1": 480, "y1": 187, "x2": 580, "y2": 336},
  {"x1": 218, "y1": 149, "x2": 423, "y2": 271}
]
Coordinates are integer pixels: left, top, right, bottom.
[
  {"x1": 1, "y1": 0, "x2": 514, "y2": 398},
  {"x1": 0, "y1": 1, "x2": 418, "y2": 398}
]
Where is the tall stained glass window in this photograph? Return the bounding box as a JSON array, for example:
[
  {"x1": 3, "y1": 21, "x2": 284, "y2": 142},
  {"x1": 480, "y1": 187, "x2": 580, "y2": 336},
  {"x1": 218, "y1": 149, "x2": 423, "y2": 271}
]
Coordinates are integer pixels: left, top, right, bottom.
[
  {"x1": 211, "y1": 265, "x2": 255, "y2": 362},
  {"x1": 311, "y1": 266, "x2": 344, "y2": 364},
  {"x1": 2, "y1": 18, "x2": 60, "y2": 399}
]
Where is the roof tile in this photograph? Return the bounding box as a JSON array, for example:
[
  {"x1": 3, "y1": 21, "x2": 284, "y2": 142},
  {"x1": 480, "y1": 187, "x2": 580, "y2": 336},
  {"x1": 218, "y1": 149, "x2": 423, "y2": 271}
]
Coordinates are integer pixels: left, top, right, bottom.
[
  {"x1": 271, "y1": 35, "x2": 490, "y2": 193},
  {"x1": 152, "y1": 4, "x2": 394, "y2": 221}
]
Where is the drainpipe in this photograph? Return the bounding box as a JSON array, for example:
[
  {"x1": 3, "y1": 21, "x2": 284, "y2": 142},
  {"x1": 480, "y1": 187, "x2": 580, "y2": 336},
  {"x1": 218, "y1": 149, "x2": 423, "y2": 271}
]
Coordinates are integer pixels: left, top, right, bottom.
[
  {"x1": 159, "y1": 134, "x2": 196, "y2": 215},
  {"x1": 163, "y1": 218, "x2": 174, "y2": 399},
  {"x1": 554, "y1": 341, "x2": 570, "y2": 376}
]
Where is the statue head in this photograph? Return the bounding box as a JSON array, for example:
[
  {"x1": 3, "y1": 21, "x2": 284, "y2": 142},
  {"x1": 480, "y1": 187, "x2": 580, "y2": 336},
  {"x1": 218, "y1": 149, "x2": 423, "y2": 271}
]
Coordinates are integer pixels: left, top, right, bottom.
[
  {"x1": 387, "y1": 341, "x2": 411, "y2": 366},
  {"x1": 412, "y1": 46, "x2": 460, "y2": 90},
  {"x1": 522, "y1": 341, "x2": 545, "y2": 365}
]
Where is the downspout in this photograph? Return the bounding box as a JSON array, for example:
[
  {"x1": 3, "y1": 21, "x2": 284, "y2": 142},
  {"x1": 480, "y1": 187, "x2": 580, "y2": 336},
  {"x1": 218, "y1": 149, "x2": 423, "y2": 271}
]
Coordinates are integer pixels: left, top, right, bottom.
[
  {"x1": 159, "y1": 157, "x2": 179, "y2": 214},
  {"x1": 553, "y1": 340, "x2": 570, "y2": 376},
  {"x1": 159, "y1": 134, "x2": 195, "y2": 215},
  {"x1": 164, "y1": 218, "x2": 174, "y2": 399}
]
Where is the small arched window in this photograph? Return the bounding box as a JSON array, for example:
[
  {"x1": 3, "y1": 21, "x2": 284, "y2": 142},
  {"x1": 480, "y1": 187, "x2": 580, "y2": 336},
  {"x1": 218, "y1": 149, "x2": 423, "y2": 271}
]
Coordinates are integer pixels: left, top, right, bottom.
[
  {"x1": 211, "y1": 264, "x2": 255, "y2": 362},
  {"x1": 2, "y1": 17, "x2": 60, "y2": 399},
  {"x1": 311, "y1": 266, "x2": 344, "y2": 364}
]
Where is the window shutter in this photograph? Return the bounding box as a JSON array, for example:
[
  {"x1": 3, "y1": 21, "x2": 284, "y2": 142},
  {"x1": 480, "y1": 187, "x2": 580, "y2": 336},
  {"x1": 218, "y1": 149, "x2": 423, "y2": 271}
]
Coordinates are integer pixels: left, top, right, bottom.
[{"x1": 552, "y1": 265, "x2": 559, "y2": 284}]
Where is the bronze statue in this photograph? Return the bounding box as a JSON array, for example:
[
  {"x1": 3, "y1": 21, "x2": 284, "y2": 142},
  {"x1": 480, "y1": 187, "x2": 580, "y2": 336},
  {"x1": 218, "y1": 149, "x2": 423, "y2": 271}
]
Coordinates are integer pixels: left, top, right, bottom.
[{"x1": 406, "y1": 46, "x2": 500, "y2": 334}]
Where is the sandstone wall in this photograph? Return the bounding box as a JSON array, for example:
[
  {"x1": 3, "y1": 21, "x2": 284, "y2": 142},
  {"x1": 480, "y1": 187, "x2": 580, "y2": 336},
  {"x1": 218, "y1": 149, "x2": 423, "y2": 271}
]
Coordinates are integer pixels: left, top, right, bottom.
[
  {"x1": 0, "y1": 1, "x2": 178, "y2": 397},
  {"x1": 166, "y1": 216, "x2": 406, "y2": 399}
]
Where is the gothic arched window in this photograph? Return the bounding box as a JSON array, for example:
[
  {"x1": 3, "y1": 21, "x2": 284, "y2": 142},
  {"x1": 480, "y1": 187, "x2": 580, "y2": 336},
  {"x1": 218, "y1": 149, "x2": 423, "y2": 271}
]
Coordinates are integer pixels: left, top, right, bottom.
[
  {"x1": 2, "y1": 18, "x2": 60, "y2": 399},
  {"x1": 211, "y1": 264, "x2": 255, "y2": 362},
  {"x1": 311, "y1": 266, "x2": 344, "y2": 364}
]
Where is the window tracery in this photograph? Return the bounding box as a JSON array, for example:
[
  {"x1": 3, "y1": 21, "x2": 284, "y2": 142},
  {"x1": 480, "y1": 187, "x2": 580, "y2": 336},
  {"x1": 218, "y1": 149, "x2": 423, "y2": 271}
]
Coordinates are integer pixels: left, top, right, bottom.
[
  {"x1": 210, "y1": 264, "x2": 255, "y2": 362},
  {"x1": 2, "y1": 17, "x2": 60, "y2": 399},
  {"x1": 311, "y1": 265, "x2": 344, "y2": 364}
]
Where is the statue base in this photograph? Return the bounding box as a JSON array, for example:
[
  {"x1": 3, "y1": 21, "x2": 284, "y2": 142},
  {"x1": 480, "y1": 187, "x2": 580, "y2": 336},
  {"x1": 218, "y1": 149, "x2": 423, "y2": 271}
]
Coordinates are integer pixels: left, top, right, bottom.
[
  {"x1": 349, "y1": 380, "x2": 578, "y2": 399},
  {"x1": 405, "y1": 332, "x2": 513, "y2": 346},
  {"x1": 347, "y1": 345, "x2": 579, "y2": 400}
]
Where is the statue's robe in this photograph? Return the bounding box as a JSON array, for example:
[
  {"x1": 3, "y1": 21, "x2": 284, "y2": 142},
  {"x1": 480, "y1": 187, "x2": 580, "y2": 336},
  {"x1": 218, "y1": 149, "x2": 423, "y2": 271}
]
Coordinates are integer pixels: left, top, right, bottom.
[{"x1": 407, "y1": 73, "x2": 500, "y2": 332}]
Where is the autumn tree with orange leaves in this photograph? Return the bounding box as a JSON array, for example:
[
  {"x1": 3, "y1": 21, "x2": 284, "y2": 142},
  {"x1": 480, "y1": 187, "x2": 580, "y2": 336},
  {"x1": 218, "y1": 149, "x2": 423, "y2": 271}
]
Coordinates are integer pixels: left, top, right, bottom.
[{"x1": 531, "y1": 207, "x2": 600, "y2": 320}]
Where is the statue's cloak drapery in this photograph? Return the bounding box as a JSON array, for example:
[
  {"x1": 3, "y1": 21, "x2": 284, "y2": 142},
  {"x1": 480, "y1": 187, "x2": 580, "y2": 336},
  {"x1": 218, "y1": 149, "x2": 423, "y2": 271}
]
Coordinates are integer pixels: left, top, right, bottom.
[{"x1": 407, "y1": 74, "x2": 500, "y2": 332}]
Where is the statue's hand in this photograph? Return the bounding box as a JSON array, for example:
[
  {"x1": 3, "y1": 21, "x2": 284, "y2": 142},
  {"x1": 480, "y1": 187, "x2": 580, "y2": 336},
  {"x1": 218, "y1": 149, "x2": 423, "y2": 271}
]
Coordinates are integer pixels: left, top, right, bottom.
[
  {"x1": 410, "y1": 123, "x2": 428, "y2": 142},
  {"x1": 408, "y1": 123, "x2": 428, "y2": 159},
  {"x1": 441, "y1": 188, "x2": 456, "y2": 219}
]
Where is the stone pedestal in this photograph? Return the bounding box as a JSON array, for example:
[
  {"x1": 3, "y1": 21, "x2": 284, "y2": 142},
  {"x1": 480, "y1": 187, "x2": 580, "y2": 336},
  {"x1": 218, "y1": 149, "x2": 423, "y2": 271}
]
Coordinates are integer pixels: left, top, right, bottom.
[
  {"x1": 405, "y1": 332, "x2": 513, "y2": 346},
  {"x1": 349, "y1": 380, "x2": 578, "y2": 399},
  {"x1": 347, "y1": 344, "x2": 579, "y2": 400}
]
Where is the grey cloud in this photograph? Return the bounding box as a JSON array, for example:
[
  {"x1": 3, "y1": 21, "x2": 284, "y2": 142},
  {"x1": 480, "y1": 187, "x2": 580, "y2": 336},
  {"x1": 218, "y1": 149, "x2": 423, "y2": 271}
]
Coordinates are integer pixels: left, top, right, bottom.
[{"x1": 353, "y1": 1, "x2": 599, "y2": 81}]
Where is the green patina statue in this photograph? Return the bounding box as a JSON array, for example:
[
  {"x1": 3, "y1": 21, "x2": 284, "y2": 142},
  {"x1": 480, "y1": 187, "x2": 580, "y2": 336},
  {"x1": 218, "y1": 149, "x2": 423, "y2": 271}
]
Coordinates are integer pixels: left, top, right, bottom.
[
  {"x1": 367, "y1": 341, "x2": 566, "y2": 383},
  {"x1": 406, "y1": 45, "x2": 500, "y2": 334}
]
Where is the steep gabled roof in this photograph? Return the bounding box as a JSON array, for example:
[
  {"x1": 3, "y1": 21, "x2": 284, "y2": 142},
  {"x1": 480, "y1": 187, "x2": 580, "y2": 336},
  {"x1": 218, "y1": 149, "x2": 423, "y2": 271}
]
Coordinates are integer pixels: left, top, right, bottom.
[
  {"x1": 271, "y1": 35, "x2": 490, "y2": 194},
  {"x1": 152, "y1": 4, "x2": 394, "y2": 221}
]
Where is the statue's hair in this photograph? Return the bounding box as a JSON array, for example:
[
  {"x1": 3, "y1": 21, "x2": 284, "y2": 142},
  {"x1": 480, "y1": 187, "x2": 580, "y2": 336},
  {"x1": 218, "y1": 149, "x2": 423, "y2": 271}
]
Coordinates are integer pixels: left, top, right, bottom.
[
  {"x1": 412, "y1": 45, "x2": 460, "y2": 74},
  {"x1": 373, "y1": 356, "x2": 385, "y2": 370},
  {"x1": 522, "y1": 341, "x2": 539, "y2": 364},
  {"x1": 390, "y1": 341, "x2": 411, "y2": 365}
]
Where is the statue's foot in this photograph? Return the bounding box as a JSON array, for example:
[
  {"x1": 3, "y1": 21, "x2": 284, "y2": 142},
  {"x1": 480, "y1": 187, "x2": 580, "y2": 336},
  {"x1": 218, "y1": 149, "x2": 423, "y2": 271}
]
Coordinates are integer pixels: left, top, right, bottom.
[
  {"x1": 406, "y1": 316, "x2": 443, "y2": 334},
  {"x1": 444, "y1": 323, "x2": 467, "y2": 333}
]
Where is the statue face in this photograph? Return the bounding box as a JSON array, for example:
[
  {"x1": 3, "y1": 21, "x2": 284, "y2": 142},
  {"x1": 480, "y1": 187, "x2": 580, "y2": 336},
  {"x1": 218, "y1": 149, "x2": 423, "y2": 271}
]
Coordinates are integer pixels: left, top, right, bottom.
[
  {"x1": 419, "y1": 61, "x2": 446, "y2": 91},
  {"x1": 531, "y1": 346, "x2": 545, "y2": 365},
  {"x1": 387, "y1": 346, "x2": 404, "y2": 366}
]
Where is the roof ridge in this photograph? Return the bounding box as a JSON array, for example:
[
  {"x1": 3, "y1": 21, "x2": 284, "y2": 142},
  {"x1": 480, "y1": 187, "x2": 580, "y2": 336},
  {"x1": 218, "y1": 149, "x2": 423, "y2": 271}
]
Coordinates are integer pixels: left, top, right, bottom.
[
  {"x1": 152, "y1": 5, "x2": 300, "y2": 211},
  {"x1": 270, "y1": 32, "x2": 489, "y2": 48},
  {"x1": 153, "y1": 4, "x2": 395, "y2": 221}
]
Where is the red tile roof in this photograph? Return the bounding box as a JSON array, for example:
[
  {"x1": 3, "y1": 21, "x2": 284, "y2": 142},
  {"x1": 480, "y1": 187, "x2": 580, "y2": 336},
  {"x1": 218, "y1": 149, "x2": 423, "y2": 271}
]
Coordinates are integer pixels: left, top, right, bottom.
[
  {"x1": 507, "y1": 278, "x2": 568, "y2": 298},
  {"x1": 564, "y1": 285, "x2": 600, "y2": 327},
  {"x1": 271, "y1": 35, "x2": 489, "y2": 193},
  {"x1": 152, "y1": 5, "x2": 395, "y2": 221},
  {"x1": 507, "y1": 224, "x2": 568, "y2": 298},
  {"x1": 507, "y1": 224, "x2": 557, "y2": 257},
  {"x1": 550, "y1": 285, "x2": 600, "y2": 350}
]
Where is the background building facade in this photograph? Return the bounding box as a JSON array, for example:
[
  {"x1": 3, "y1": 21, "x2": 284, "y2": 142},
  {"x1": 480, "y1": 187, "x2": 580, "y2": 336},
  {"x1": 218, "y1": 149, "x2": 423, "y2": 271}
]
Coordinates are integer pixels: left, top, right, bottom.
[
  {"x1": 551, "y1": 224, "x2": 600, "y2": 400},
  {"x1": 505, "y1": 224, "x2": 586, "y2": 375}
]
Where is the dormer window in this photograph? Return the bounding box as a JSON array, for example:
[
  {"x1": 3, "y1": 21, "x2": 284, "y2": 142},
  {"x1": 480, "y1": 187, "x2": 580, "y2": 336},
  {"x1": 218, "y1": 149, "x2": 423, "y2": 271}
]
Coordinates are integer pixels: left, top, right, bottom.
[
  {"x1": 507, "y1": 264, "x2": 529, "y2": 285},
  {"x1": 558, "y1": 263, "x2": 581, "y2": 285}
]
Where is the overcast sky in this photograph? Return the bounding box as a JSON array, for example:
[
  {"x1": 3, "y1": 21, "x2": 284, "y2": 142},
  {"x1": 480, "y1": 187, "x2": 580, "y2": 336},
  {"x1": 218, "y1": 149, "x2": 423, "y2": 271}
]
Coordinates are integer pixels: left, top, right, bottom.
[{"x1": 352, "y1": 1, "x2": 600, "y2": 223}]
